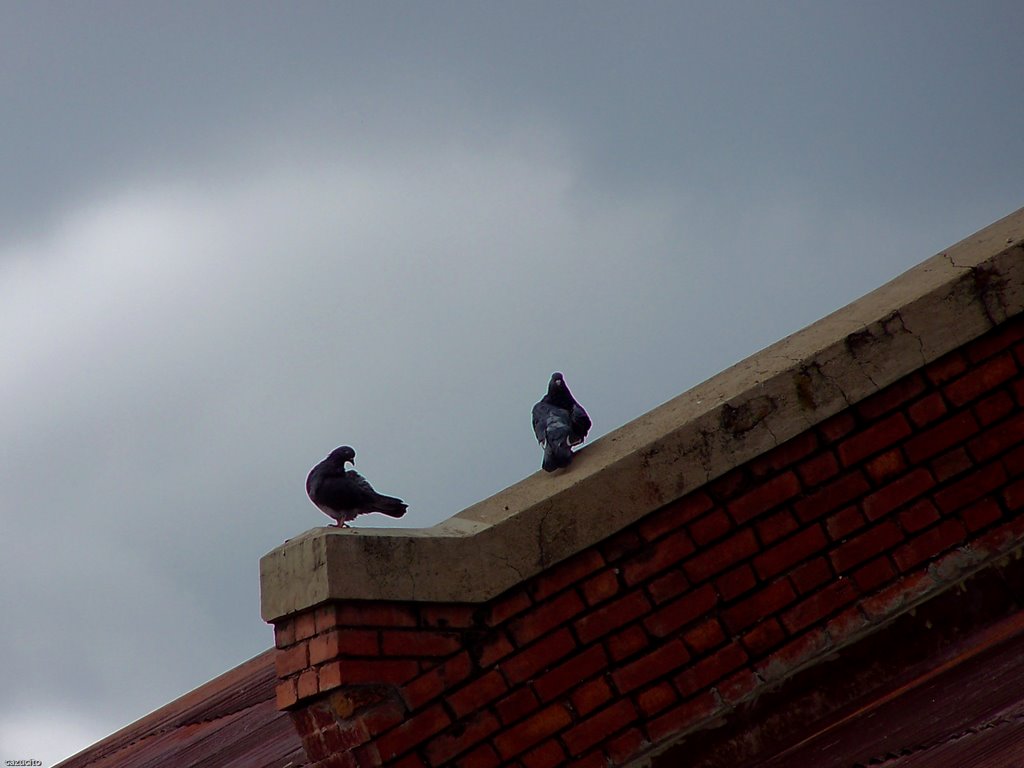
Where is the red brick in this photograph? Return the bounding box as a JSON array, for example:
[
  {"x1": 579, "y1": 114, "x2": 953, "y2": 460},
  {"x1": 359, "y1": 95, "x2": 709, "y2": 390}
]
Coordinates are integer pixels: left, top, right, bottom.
[
  {"x1": 1015, "y1": 377, "x2": 1024, "y2": 406},
  {"x1": 974, "y1": 390, "x2": 1016, "y2": 426},
  {"x1": 509, "y1": 590, "x2": 586, "y2": 645},
  {"x1": 683, "y1": 529, "x2": 759, "y2": 582},
  {"x1": 637, "y1": 681, "x2": 678, "y2": 716},
  {"x1": 683, "y1": 619, "x2": 727, "y2": 655},
  {"x1": 566, "y1": 751, "x2": 605, "y2": 768},
  {"x1": 309, "y1": 631, "x2": 345, "y2": 667},
  {"x1": 708, "y1": 467, "x2": 749, "y2": 501},
  {"x1": 447, "y1": 670, "x2": 508, "y2": 718},
  {"x1": 1006, "y1": 443, "x2": 1024, "y2": 475},
  {"x1": 639, "y1": 492, "x2": 714, "y2": 541},
  {"x1": 673, "y1": 642, "x2": 748, "y2": 696},
  {"x1": 753, "y1": 525, "x2": 828, "y2": 580},
  {"x1": 376, "y1": 703, "x2": 450, "y2": 760},
  {"x1": 830, "y1": 522, "x2": 903, "y2": 573},
  {"x1": 275, "y1": 622, "x2": 296, "y2": 649},
  {"x1": 749, "y1": 431, "x2": 819, "y2": 476},
  {"x1": 908, "y1": 392, "x2": 948, "y2": 427},
  {"x1": 728, "y1": 471, "x2": 801, "y2": 523},
  {"x1": 892, "y1": 520, "x2": 967, "y2": 571},
  {"x1": 581, "y1": 570, "x2": 620, "y2": 606},
  {"x1": 294, "y1": 611, "x2": 317, "y2": 641},
  {"x1": 333, "y1": 659, "x2": 421, "y2": 686},
  {"x1": 275, "y1": 642, "x2": 309, "y2": 677},
  {"x1": 934, "y1": 462, "x2": 1008, "y2": 513},
  {"x1": 493, "y1": 704, "x2": 573, "y2": 760},
  {"x1": 852, "y1": 556, "x2": 896, "y2": 592},
  {"x1": 601, "y1": 529, "x2": 645, "y2": 563},
  {"x1": 857, "y1": 374, "x2": 926, "y2": 420},
  {"x1": 794, "y1": 472, "x2": 871, "y2": 523},
  {"x1": 495, "y1": 686, "x2": 539, "y2": 725},
  {"x1": 381, "y1": 629, "x2": 461, "y2": 657},
  {"x1": 605, "y1": 727, "x2": 646, "y2": 764},
  {"x1": 646, "y1": 691, "x2": 721, "y2": 743},
  {"x1": 860, "y1": 571, "x2": 934, "y2": 619},
  {"x1": 961, "y1": 498, "x2": 1003, "y2": 531},
  {"x1": 571, "y1": 677, "x2": 613, "y2": 717},
  {"x1": 967, "y1": 411, "x2": 1024, "y2": 461},
  {"x1": 756, "y1": 509, "x2": 799, "y2": 545},
  {"x1": 419, "y1": 604, "x2": 475, "y2": 629},
  {"x1": 531, "y1": 549, "x2": 603, "y2": 602},
  {"x1": 623, "y1": 531, "x2": 696, "y2": 585},
  {"x1": 924, "y1": 351, "x2": 967, "y2": 385},
  {"x1": 360, "y1": 698, "x2": 406, "y2": 736},
  {"x1": 781, "y1": 579, "x2": 857, "y2": 633},
  {"x1": 334, "y1": 603, "x2": 417, "y2": 628},
  {"x1": 605, "y1": 625, "x2": 650, "y2": 662},
  {"x1": 318, "y1": 660, "x2": 343, "y2": 692},
  {"x1": 718, "y1": 668, "x2": 760, "y2": 705},
  {"x1": 401, "y1": 651, "x2": 473, "y2": 710},
  {"x1": 904, "y1": 411, "x2": 980, "y2": 463},
  {"x1": 898, "y1": 499, "x2": 941, "y2": 533},
  {"x1": 502, "y1": 629, "x2": 576, "y2": 684},
  {"x1": 715, "y1": 564, "x2": 757, "y2": 600},
  {"x1": 827, "y1": 506, "x2": 866, "y2": 540},
  {"x1": 967, "y1": 320, "x2": 1024, "y2": 362},
  {"x1": 826, "y1": 605, "x2": 870, "y2": 644},
  {"x1": 864, "y1": 449, "x2": 907, "y2": 484},
  {"x1": 838, "y1": 414, "x2": 911, "y2": 466},
  {"x1": 1008, "y1": 477, "x2": 1024, "y2": 511},
  {"x1": 455, "y1": 744, "x2": 501, "y2": 768},
  {"x1": 722, "y1": 579, "x2": 797, "y2": 633},
  {"x1": 575, "y1": 591, "x2": 651, "y2": 644},
  {"x1": 689, "y1": 509, "x2": 734, "y2": 545},
  {"x1": 945, "y1": 353, "x2": 1017, "y2": 406},
  {"x1": 276, "y1": 679, "x2": 298, "y2": 710},
  {"x1": 789, "y1": 557, "x2": 832, "y2": 594},
  {"x1": 930, "y1": 447, "x2": 973, "y2": 482},
  {"x1": 862, "y1": 469, "x2": 935, "y2": 521},
  {"x1": 477, "y1": 631, "x2": 514, "y2": 667},
  {"x1": 756, "y1": 629, "x2": 831, "y2": 682},
  {"x1": 741, "y1": 619, "x2": 786, "y2": 656},
  {"x1": 643, "y1": 584, "x2": 718, "y2": 638},
  {"x1": 647, "y1": 570, "x2": 688, "y2": 604},
  {"x1": 797, "y1": 451, "x2": 840, "y2": 487},
  {"x1": 562, "y1": 699, "x2": 638, "y2": 756},
  {"x1": 520, "y1": 739, "x2": 566, "y2": 768},
  {"x1": 818, "y1": 411, "x2": 856, "y2": 442},
  {"x1": 534, "y1": 645, "x2": 608, "y2": 702},
  {"x1": 425, "y1": 711, "x2": 500, "y2": 765},
  {"x1": 487, "y1": 590, "x2": 532, "y2": 626},
  {"x1": 612, "y1": 639, "x2": 690, "y2": 693}
]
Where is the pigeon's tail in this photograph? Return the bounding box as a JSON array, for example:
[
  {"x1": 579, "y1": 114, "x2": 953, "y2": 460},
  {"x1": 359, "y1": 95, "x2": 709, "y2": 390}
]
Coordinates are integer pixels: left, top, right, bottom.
[
  {"x1": 372, "y1": 494, "x2": 408, "y2": 518},
  {"x1": 542, "y1": 422, "x2": 574, "y2": 472}
]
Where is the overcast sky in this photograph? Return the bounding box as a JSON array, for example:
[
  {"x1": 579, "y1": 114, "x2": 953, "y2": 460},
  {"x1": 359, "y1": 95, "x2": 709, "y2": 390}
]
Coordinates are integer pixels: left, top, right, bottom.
[{"x1": 2, "y1": 3, "x2": 1023, "y2": 765}]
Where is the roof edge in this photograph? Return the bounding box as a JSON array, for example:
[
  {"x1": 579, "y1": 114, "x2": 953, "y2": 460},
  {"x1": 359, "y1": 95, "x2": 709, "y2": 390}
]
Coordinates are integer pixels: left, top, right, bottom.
[{"x1": 261, "y1": 206, "x2": 1024, "y2": 620}]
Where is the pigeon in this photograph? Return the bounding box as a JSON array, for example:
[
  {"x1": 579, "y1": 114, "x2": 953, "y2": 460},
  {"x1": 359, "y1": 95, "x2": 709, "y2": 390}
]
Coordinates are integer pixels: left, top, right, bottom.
[
  {"x1": 532, "y1": 372, "x2": 592, "y2": 472},
  {"x1": 306, "y1": 446, "x2": 408, "y2": 527}
]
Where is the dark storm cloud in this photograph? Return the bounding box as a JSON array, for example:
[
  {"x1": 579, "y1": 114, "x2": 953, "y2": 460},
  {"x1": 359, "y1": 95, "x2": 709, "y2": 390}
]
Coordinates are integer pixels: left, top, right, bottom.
[{"x1": 1, "y1": 3, "x2": 1022, "y2": 764}]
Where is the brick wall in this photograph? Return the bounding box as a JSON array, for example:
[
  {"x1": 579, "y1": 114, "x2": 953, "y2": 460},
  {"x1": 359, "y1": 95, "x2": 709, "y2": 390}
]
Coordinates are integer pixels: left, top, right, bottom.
[{"x1": 271, "y1": 312, "x2": 1024, "y2": 767}]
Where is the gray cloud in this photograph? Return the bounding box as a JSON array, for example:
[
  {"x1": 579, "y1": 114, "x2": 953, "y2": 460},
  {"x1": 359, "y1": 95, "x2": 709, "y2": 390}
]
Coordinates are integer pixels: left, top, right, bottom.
[{"x1": 1, "y1": 3, "x2": 1022, "y2": 765}]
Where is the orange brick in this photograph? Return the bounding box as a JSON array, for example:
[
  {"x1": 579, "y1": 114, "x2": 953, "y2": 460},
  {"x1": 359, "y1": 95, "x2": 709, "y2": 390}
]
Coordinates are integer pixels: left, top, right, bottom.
[
  {"x1": 274, "y1": 642, "x2": 309, "y2": 678},
  {"x1": 864, "y1": 448, "x2": 906, "y2": 483},
  {"x1": 376, "y1": 703, "x2": 450, "y2": 760},
  {"x1": 502, "y1": 629, "x2": 576, "y2": 684},
  {"x1": 509, "y1": 591, "x2": 586, "y2": 645}
]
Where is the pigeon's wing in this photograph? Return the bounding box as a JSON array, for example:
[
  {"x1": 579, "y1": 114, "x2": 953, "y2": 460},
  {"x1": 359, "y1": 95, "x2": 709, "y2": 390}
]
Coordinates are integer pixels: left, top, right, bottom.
[
  {"x1": 348, "y1": 470, "x2": 407, "y2": 518},
  {"x1": 569, "y1": 402, "x2": 592, "y2": 445},
  {"x1": 345, "y1": 470, "x2": 381, "y2": 501},
  {"x1": 532, "y1": 401, "x2": 553, "y2": 443}
]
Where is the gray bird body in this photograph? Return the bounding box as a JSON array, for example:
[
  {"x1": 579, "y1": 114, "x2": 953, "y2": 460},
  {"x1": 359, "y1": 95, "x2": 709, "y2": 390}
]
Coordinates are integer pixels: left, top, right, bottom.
[
  {"x1": 532, "y1": 372, "x2": 591, "y2": 472},
  {"x1": 306, "y1": 446, "x2": 407, "y2": 527}
]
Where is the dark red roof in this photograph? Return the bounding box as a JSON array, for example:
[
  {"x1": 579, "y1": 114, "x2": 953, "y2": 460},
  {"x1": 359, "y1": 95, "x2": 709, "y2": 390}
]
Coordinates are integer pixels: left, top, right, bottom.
[{"x1": 55, "y1": 649, "x2": 306, "y2": 768}]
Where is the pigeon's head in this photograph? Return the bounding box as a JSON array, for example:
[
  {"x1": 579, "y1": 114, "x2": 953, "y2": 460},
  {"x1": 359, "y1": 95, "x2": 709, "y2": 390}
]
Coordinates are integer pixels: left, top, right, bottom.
[
  {"x1": 548, "y1": 372, "x2": 566, "y2": 393},
  {"x1": 327, "y1": 445, "x2": 356, "y2": 465}
]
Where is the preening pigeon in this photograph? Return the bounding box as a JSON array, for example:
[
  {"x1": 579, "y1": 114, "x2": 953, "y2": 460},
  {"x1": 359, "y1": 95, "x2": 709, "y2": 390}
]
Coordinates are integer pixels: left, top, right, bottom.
[
  {"x1": 306, "y1": 446, "x2": 408, "y2": 527},
  {"x1": 532, "y1": 372, "x2": 592, "y2": 472}
]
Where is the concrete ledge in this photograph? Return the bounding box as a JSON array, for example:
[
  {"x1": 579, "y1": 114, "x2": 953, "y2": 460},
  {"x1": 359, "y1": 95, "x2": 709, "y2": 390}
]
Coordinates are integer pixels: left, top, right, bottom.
[{"x1": 261, "y1": 207, "x2": 1024, "y2": 621}]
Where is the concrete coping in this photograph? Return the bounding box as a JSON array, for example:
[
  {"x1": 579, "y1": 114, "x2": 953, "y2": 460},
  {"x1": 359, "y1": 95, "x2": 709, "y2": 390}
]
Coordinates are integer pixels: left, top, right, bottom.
[{"x1": 261, "y1": 207, "x2": 1024, "y2": 622}]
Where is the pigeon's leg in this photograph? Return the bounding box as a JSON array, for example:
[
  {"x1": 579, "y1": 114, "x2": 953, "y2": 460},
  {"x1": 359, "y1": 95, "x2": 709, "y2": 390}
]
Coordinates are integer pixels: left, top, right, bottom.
[{"x1": 331, "y1": 520, "x2": 350, "y2": 528}]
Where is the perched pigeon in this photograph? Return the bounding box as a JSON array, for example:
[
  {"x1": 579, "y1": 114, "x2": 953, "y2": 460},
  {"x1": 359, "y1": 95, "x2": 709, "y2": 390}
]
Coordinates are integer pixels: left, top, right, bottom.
[
  {"x1": 306, "y1": 446, "x2": 407, "y2": 527},
  {"x1": 532, "y1": 372, "x2": 592, "y2": 472}
]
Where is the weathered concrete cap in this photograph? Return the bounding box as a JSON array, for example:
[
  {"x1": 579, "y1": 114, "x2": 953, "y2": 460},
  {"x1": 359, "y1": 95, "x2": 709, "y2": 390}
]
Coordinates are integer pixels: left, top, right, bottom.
[{"x1": 261, "y1": 207, "x2": 1024, "y2": 621}]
